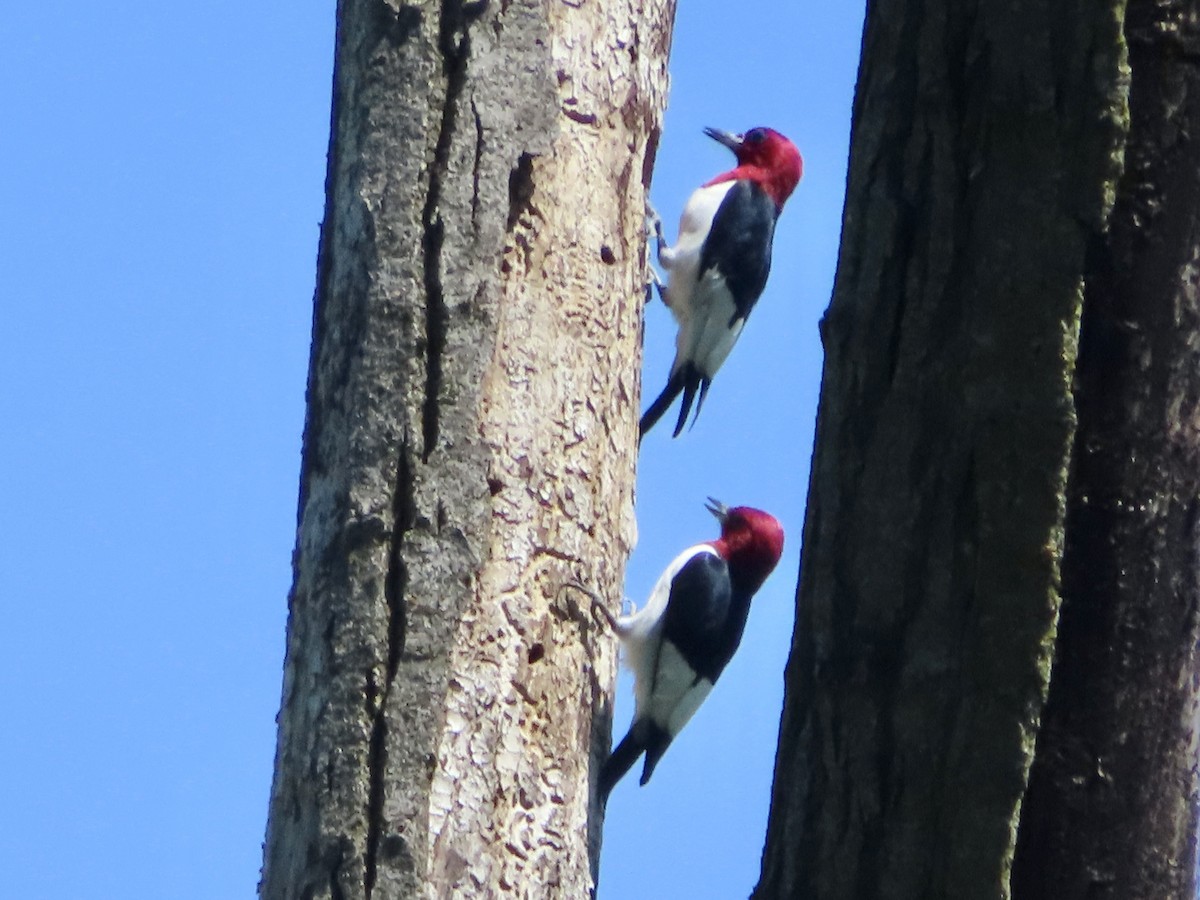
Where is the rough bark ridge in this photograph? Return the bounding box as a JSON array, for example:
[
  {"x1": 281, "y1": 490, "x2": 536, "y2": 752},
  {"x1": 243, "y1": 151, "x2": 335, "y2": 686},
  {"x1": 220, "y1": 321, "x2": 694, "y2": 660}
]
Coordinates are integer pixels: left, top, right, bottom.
[
  {"x1": 755, "y1": 1, "x2": 1128, "y2": 898},
  {"x1": 1012, "y1": 2, "x2": 1200, "y2": 897},
  {"x1": 259, "y1": 0, "x2": 674, "y2": 897}
]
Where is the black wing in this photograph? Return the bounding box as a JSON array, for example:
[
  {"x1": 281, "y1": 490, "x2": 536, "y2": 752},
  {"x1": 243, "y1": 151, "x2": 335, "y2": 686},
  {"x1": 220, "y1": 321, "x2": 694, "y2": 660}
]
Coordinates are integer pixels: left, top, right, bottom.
[
  {"x1": 697, "y1": 179, "x2": 777, "y2": 324},
  {"x1": 660, "y1": 552, "x2": 734, "y2": 684}
]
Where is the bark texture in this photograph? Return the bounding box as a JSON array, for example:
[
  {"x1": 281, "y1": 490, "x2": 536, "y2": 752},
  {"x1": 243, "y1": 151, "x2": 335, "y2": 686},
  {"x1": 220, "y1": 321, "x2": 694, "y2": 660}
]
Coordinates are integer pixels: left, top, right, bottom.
[
  {"x1": 259, "y1": 0, "x2": 674, "y2": 897},
  {"x1": 755, "y1": 2, "x2": 1128, "y2": 898},
  {"x1": 1012, "y1": 3, "x2": 1200, "y2": 897}
]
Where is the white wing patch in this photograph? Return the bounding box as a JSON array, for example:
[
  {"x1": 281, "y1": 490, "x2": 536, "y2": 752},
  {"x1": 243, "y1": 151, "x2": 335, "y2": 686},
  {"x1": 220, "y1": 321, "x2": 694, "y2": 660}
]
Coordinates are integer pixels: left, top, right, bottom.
[
  {"x1": 614, "y1": 543, "x2": 718, "y2": 718},
  {"x1": 658, "y1": 182, "x2": 736, "y2": 328},
  {"x1": 676, "y1": 270, "x2": 744, "y2": 379},
  {"x1": 651, "y1": 643, "x2": 715, "y2": 738}
]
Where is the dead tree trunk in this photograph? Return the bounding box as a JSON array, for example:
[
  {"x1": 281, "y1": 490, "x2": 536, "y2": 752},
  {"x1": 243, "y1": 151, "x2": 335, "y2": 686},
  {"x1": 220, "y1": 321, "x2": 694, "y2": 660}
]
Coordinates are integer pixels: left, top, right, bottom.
[
  {"x1": 754, "y1": 2, "x2": 1128, "y2": 897},
  {"x1": 259, "y1": 1, "x2": 674, "y2": 897},
  {"x1": 1011, "y1": 2, "x2": 1200, "y2": 897}
]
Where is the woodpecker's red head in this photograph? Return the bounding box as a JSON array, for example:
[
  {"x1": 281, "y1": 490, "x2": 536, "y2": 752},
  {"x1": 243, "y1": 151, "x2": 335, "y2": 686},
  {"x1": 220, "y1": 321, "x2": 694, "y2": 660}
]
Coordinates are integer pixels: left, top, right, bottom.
[
  {"x1": 705, "y1": 498, "x2": 785, "y2": 591},
  {"x1": 704, "y1": 126, "x2": 803, "y2": 211}
]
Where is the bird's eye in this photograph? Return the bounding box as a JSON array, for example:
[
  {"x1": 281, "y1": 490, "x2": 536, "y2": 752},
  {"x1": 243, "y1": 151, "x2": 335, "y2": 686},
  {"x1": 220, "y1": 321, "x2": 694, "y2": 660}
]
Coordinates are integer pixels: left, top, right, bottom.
[{"x1": 744, "y1": 128, "x2": 767, "y2": 145}]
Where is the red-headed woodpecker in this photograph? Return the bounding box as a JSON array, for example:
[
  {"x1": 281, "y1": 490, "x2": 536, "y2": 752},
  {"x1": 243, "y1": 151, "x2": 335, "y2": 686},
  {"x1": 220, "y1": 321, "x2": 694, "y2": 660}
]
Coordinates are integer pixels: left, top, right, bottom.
[
  {"x1": 594, "y1": 499, "x2": 785, "y2": 800},
  {"x1": 641, "y1": 126, "x2": 803, "y2": 439}
]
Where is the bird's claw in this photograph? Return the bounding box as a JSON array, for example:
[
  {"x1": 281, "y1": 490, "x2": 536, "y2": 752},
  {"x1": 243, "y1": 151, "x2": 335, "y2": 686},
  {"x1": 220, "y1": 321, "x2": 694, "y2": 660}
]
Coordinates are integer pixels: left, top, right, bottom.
[
  {"x1": 644, "y1": 202, "x2": 664, "y2": 241},
  {"x1": 642, "y1": 200, "x2": 672, "y2": 307},
  {"x1": 558, "y1": 580, "x2": 618, "y2": 631},
  {"x1": 645, "y1": 203, "x2": 669, "y2": 261},
  {"x1": 644, "y1": 267, "x2": 667, "y2": 306}
]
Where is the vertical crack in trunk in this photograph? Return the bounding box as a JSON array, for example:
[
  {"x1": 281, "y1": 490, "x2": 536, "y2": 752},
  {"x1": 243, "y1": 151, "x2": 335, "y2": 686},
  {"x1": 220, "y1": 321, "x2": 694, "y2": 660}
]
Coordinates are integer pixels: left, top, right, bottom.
[
  {"x1": 470, "y1": 101, "x2": 484, "y2": 231},
  {"x1": 365, "y1": 1, "x2": 484, "y2": 886},
  {"x1": 384, "y1": 441, "x2": 416, "y2": 683},
  {"x1": 420, "y1": 0, "x2": 476, "y2": 463},
  {"x1": 365, "y1": 439, "x2": 417, "y2": 897}
]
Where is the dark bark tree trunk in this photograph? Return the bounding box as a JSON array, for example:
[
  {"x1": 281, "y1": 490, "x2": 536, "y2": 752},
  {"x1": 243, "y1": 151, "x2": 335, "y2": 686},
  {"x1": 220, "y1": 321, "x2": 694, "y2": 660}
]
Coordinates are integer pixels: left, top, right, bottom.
[
  {"x1": 754, "y1": 1, "x2": 1129, "y2": 898},
  {"x1": 1011, "y1": 2, "x2": 1200, "y2": 897},
  {"x1": 259, "y1": 0, "x2": 674, "y2": 897}
]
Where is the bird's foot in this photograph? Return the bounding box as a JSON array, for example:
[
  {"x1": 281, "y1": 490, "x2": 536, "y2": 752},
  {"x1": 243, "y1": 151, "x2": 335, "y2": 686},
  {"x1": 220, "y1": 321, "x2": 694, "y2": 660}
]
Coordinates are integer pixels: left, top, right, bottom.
[
  {"x1": 645, "y1": 203, "x2": 670, "y2": 263},
  {"x1": 557, "y1": 580, "x2": 618, "y2": 631},
  {"x1": 644, "y1": 267, "x2": 667, "y2": 306},
  {"x1": 645, "y1": 201, "x2": 664, "y2": 244}
]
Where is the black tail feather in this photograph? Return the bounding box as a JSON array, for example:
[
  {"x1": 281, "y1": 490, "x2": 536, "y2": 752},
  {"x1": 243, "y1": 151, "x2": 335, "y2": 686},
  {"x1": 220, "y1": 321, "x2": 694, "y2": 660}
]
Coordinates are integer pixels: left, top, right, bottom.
[
  {"x1": 692, "y1": 377, "x2": 713, "y2": 427},
  {"x1": 639, "y1": 369, "x2": 686, "y2": 440},
  {"x1": 673, "y1": 377, "x2": 698, "y2": 437},
  {"x1": 599, "y1": 724, "x2": 647, "y2": 801},
  {"x1": 600, "y1": 720, "x2": 675, "y2": 801},
  {"x1": 638, "y1": 724, "x2": 673, "y2": 787},
  {"x1": 640, "y1": 363, "x2": 706, "y2": 440}
]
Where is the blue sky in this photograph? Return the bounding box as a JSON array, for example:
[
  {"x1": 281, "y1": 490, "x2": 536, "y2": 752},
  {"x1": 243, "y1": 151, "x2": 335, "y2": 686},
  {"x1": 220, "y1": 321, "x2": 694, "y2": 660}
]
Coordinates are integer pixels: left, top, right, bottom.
[{"x1": 1, "y1": 2, "x2": 862, "y2": 897}]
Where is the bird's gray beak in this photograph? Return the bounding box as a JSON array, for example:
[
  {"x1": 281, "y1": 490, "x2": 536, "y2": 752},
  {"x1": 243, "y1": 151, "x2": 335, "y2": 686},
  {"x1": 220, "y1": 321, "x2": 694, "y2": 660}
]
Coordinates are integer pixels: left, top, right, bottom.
[
  {"x1": 703, "y1": 127, "x2": 742, "y2": 153},
  {"x1": 705, "y1": 497, "x2": 729, "y2": 523}
]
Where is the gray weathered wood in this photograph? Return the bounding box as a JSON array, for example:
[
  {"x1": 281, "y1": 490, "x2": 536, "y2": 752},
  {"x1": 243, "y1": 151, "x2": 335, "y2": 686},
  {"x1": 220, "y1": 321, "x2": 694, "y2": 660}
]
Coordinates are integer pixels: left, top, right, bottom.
[{"x1": 260, "y1": 0, "x2": 675, "y2": 896}]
